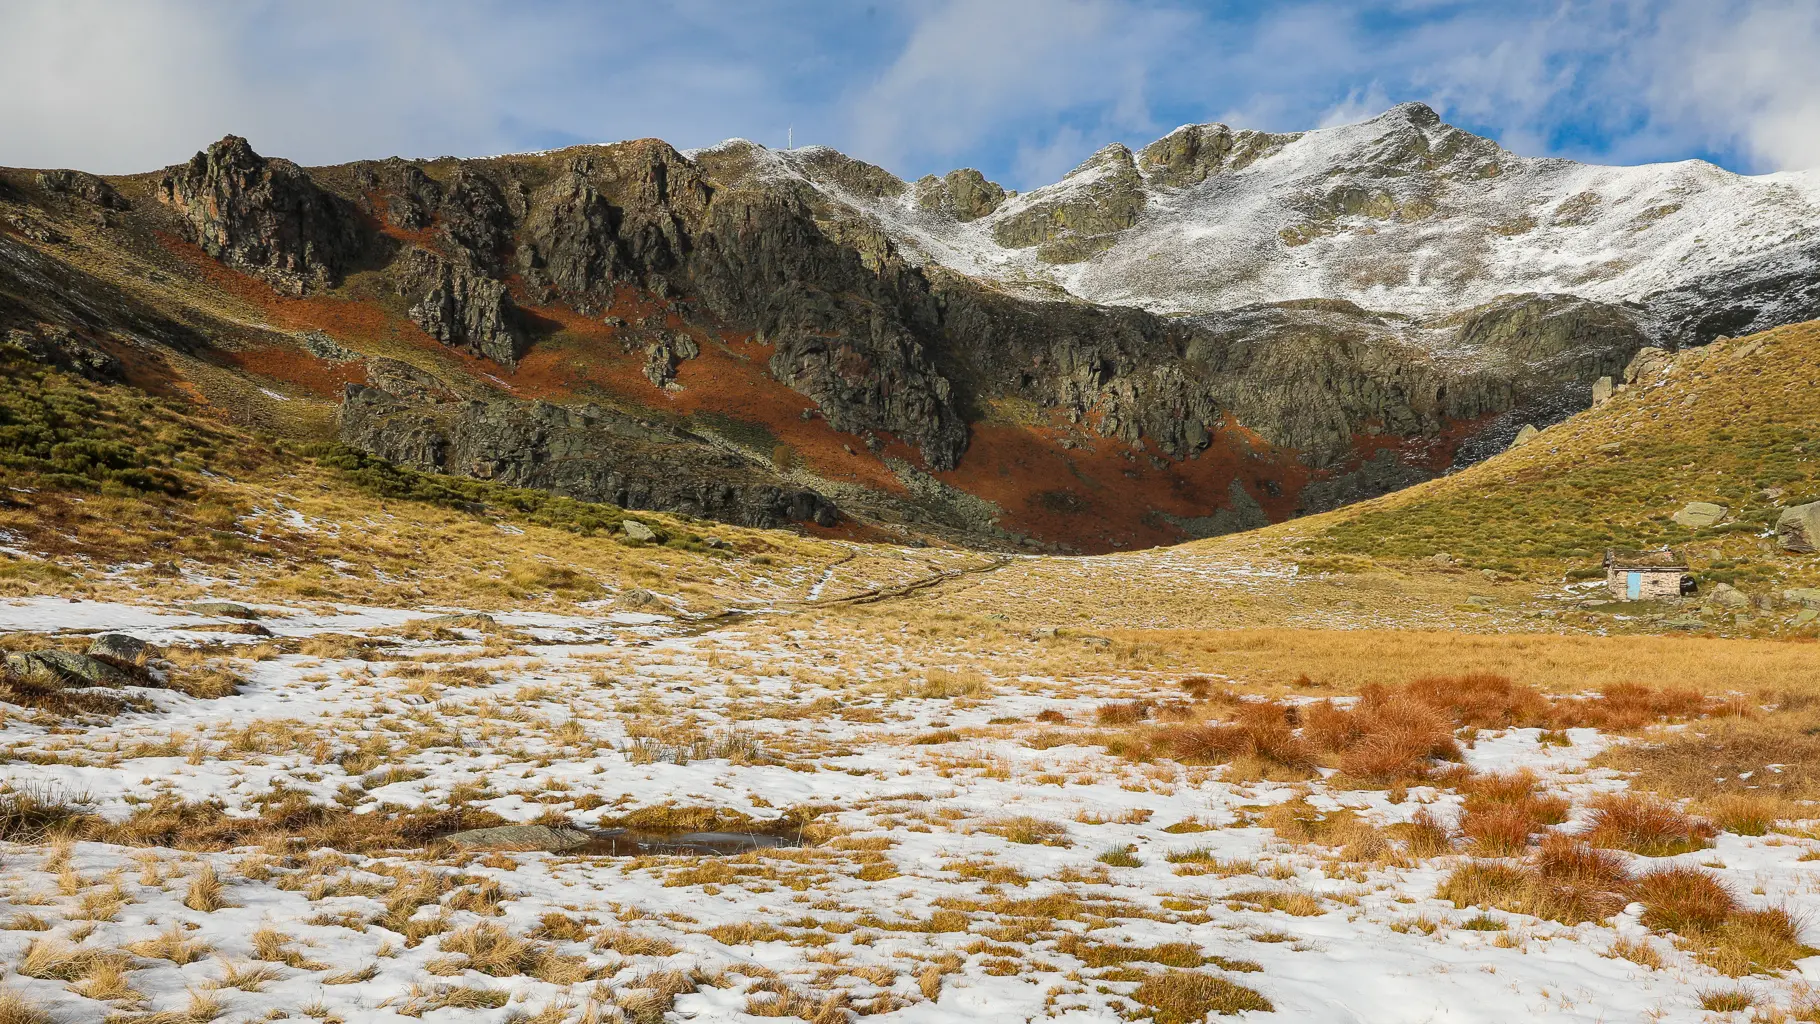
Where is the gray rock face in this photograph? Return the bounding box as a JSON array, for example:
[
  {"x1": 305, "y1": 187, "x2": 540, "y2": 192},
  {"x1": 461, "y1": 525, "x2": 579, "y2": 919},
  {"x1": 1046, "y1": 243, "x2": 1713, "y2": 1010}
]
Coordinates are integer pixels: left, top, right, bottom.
[
  {"x1": 337, "y1": 384, "x2": 839, "y2": 529},
  {"x1": 157, "y1": 136, "x2": 361, "y2": 295},
  {"x1": 400, "y1": 248, "x2": 526, "y2": 366},
  {"x1": 444, "y1": 824, "x2": 591, "y2": 851},
  {"x1": 1777, "y1": 501, "x2": 1820, "y2": 553},
  {"x1": 642, "y1": 333, "x2": 700, "y2": 388}
]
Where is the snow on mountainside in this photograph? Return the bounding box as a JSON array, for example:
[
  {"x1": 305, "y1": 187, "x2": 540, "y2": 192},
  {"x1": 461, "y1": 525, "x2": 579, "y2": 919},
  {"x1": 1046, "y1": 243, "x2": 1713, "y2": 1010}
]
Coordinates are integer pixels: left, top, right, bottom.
[{"x1": 719, "y1": 102, "x2": 1820, "y2": 324}]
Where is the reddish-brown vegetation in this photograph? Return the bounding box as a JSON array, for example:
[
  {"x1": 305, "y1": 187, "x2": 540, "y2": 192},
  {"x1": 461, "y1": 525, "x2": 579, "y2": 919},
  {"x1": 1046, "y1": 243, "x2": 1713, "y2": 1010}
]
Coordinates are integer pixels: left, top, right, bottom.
[{"x1": 1580, "y1": 793, "x2": 1717, "y2": 857}]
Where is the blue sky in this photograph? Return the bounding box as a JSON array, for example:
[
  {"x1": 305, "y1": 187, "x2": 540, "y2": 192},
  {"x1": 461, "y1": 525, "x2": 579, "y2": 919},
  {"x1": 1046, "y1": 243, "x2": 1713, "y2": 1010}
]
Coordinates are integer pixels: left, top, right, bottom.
[{"x1": 5, "y1": 1, "x2": 1819, "y2": 186}]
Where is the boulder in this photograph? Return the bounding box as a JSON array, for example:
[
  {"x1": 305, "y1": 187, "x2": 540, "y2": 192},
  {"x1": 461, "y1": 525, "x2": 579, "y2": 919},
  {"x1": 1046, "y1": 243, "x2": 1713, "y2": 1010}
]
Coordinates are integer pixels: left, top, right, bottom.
[
  {"x1": 1780, "y1": 588, "x2": 1820, "y2": 609},
  {"x1": 1509, "y1": 424, "x2": 1539, "y2": 448},
  {"x1": 1624, "y1": 346, "x2": 1672, "y2": 385},
  {"x1": 620, "y1": 520, "x2": 658, "y2": 542},
  {"x1": 1672, "y1": 502, "x2": 1727, "y2": 528},
  {"x1": 4, "y1": 650, "x2": 133, "y2": 688},
  {"x1": 615, "y1": 588, "x2": 662, "y2": 610},
  {"x1": 87, "y1": 634, "x2": 151, "y2": 667},
  {"x1": 444, "y1": 824, "x2": 591, "y2": 851},
  {"x1": 1707, "y1": 583, "x2": 1750, "y2": 609},
  {"x1": 1591, "y1": 375, "x2": 1614, "y2": 406},
  {"x1": 187, "y1": 601, "x2": 262, "y2": 620},
  {"x1": 1777, "y1": 501, "x2": 1820, "y2": 553}
]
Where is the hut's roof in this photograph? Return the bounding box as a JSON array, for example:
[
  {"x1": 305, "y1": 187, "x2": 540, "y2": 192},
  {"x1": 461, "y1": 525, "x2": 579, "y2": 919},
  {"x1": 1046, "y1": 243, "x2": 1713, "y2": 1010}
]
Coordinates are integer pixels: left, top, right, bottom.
[{"x1": 1604, "y1": 548, "x2": 1689, "y2": 571}]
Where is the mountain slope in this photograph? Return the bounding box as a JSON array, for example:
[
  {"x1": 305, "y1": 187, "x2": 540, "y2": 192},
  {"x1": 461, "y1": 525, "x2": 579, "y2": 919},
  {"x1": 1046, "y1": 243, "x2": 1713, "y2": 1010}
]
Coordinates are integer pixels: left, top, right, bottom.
[
  {"x1": 2, "y1": 106, "x2": 1816, "y2": 553},
  {"x1": 1303, "y1": 318, "x2": 1820, "y2": 598}
]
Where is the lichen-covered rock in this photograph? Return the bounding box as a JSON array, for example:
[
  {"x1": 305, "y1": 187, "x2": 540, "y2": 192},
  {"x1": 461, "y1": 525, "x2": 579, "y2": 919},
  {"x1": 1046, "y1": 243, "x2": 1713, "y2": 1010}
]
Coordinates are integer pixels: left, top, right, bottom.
[
  {"x1": 187, "y1": 601, "x2": 262, "y2": 620},
  {"x1": 4, "y1": 650, "x2": 133, "y2": 688},
  {"x1": 1137, "y1": 123, "x2": 1291, "y2": 186},
  {"x1": 87, "y1": 634, "x2": 151, "y2": 667},
  {"x1": 157, "y1": 136, "x2": 362, "y2": 294},
  {"x1": 1672, "y1": 501, "x2": 1726, "y2": 528},
  {"x1": 1625, "y1": 346, "x2": 1673, "y2": 384}
]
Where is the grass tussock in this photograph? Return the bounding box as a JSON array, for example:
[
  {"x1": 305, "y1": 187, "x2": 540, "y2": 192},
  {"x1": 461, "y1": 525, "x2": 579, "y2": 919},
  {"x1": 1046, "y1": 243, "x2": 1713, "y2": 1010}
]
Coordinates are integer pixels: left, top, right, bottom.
[
  {"x1": 1580, "y1": 793, "x2": 1717, "y2": 857},
  {"x1": 1444, "y1": 847, "x2": 1813, "y2": 975},
  {"x1": 976, "y1": 815, "x2": 1072, "y2": 847},
  {"x1": 1128, "y1": 969, "x2": 1273, "y2": 1021}
]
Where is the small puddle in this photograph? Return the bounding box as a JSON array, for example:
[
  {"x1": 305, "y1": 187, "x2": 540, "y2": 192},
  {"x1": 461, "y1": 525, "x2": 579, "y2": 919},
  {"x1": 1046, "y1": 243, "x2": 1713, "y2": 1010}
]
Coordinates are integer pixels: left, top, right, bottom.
[{"x1": 572, "y1": 829, "x2": 802, "y2": 857}]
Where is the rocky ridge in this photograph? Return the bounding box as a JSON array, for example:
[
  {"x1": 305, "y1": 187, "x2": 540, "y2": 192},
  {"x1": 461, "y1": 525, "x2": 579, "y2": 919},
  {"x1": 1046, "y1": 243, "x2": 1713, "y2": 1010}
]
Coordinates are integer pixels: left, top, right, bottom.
[{"x1": 1, "y1": 105, "x2": 1814, "y2": 549}]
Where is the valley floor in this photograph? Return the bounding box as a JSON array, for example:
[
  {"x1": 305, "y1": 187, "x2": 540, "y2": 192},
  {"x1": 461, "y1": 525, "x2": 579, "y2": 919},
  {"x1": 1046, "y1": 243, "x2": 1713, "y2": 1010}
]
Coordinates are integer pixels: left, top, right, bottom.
[{"x1": 0, "y1": 579, "x2": 1812, "y2": 1024}]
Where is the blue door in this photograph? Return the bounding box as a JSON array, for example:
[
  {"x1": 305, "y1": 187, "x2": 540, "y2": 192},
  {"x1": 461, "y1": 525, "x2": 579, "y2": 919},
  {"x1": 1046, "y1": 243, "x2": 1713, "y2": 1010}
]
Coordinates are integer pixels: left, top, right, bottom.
[{"x1": 1627, "y1": 571, "x2": 1641, "y2": 600}]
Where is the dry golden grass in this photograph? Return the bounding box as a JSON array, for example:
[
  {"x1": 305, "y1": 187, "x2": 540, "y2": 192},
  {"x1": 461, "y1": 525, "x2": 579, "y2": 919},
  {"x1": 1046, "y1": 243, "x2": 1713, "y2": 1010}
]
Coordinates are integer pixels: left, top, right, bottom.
[
  {"x1": 1128, "y1": 969, "x2": 1273, "y2": 1022},
  {"x1": 125, "y1": 924, "x2": 212, "y2": 965},
  {"x1": 1096, "y1": 629, "x2": 1820, "y2": 694},
  {"x1": 1600, "y1": 701, "x2": 1820, "y2": 805},
  {"x1": 975, "y1": 815, "x2": 1072, "y2": 847},
  {"x1": 0, "y1": 990, "x2": 49, "y2": 1024},
  {"x1": 183, "y1": 866, "x2": 228, "y2": 912}
]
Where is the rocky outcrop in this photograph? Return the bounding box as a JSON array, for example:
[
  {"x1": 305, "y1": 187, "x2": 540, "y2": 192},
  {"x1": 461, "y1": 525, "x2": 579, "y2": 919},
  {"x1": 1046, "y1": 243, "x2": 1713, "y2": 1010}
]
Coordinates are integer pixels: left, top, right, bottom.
[
  {"x1": 399, "y1": 248, "x2": 526, "y2": 366},
  {"x1": 916, "y1": 169, "x2": 1006, "y2": 222},
  {"x1": 1137, "y1": 123, "x2": 1292, "y2": 186},
  {"x1": 688, "y1": 187, "x2": 968, "y2": 469},
  {"x1": 515, "y1": 146, "x2": 711, "y2": 313},
  {"x1": 642, "y1": 332, "x2": 700, "y2": 388},
  {"x1": 993, "y1": 145, "x2": 1146, "y2": 256},
  {"x1": 4, "y1": 325, "x2": 121, "y2": 382},
  {"x1": 337, "y1": 384, "x2": 839, "y2": 529},
  {"x1": 35, "y1": 169, "x2": 129, "y2": 210},
  {"x1": 157, "y1": 136, "x2": 362, "y2": 294}
]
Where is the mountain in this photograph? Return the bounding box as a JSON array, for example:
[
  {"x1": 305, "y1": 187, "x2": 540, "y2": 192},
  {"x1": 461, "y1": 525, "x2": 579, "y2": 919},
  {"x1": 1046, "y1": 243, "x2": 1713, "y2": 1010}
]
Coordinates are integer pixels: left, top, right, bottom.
[
  {"x1": 788, "y1": 102, "x2": 1820, "y2": 342},
  {"x1": 2, "y1": 104, "x2": 1816, "y2": 553}
]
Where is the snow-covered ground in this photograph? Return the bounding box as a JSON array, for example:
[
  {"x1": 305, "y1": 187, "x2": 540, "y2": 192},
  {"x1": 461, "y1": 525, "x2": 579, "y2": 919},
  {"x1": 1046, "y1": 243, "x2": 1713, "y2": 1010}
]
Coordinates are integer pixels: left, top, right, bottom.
[{"x1": 0, "y1": 596, "x2": 1812, "y2": 1022}]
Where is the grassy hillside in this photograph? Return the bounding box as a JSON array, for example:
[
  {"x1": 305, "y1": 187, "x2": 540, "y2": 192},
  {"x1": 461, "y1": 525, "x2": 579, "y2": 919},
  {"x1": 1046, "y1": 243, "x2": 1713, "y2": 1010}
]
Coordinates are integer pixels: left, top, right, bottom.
[
  {"x1": 1309, "y1": 319, "x2": 1820, "y2": 591},
  {"x1": 0, "y1": 343, "x2": 982, "y2": 610}
]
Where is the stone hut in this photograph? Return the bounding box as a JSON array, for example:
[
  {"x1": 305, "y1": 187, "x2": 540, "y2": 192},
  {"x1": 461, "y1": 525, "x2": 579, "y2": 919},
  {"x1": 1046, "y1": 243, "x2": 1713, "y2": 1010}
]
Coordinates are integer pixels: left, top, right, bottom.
[{"x1": 1604, "y1": 548, "x2": 1691, "y2": 601}]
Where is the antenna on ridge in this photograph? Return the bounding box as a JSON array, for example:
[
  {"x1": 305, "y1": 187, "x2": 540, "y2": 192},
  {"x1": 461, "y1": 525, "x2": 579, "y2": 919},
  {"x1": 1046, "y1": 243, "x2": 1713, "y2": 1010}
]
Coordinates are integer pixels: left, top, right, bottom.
[{"x1": 788, "y1": 125, "x2": 793, "y2": 150}]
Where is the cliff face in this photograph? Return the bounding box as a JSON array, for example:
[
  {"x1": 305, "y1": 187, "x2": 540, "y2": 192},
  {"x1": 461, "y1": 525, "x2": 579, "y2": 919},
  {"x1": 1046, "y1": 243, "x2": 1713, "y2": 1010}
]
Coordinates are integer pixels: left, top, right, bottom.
[{"x1": 0, "y1": 108, "x2": 1805, "y2": 551}]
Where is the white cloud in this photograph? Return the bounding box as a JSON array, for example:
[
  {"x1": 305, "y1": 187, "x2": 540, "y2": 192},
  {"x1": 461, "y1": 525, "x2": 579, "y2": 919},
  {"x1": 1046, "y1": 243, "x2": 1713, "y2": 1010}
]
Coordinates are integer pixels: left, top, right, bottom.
[
  {"x1": 842, "y1": 0, "x2": 1193, "y2": 185},
  {"x1": 1316, "y1": 83, "x2": 1393, "y2": 129},
  {"x1": 3, "y1": 0, "x2": 1819, "y2": 183}
]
